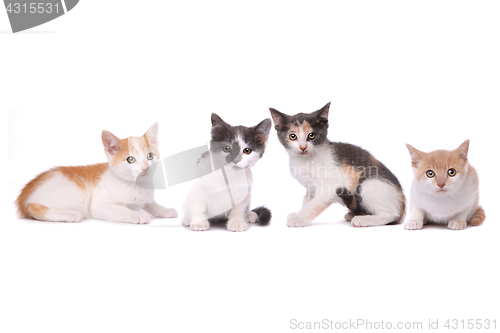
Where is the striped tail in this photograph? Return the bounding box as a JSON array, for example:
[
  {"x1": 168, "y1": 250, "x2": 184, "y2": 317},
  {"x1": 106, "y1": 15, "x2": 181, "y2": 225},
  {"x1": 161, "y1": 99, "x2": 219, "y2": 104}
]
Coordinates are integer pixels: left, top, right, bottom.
[{"x1": 469, "y1": 206, "x2": 485, "y2": 226}]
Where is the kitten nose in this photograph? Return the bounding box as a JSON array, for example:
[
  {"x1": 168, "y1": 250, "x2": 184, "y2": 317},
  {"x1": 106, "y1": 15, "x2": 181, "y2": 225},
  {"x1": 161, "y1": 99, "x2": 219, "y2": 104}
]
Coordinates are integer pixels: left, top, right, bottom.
[
  {"x1": 142, "y1": 166, "x2": 150, "y2": 173},
  {"x1": 437, "y1": 182, "x2": 445, "y2": 188},
  {"x1": 300, "y1": 145, "x2": 307, "y2": 151}
]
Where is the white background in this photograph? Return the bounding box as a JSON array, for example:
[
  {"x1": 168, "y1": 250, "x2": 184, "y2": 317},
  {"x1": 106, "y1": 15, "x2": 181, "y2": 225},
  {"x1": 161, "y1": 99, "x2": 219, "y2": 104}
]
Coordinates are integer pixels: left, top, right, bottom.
[{"x1": 1, "y1": 1, "x2": 499, "y2": 332}]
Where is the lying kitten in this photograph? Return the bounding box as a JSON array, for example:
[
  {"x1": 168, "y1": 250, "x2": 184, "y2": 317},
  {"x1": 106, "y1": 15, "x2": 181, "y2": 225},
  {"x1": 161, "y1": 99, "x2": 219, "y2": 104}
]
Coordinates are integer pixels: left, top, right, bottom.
[
  {"x1": 404, "y1": 140, "x2": 485, "y2": 230},
  {"x1": 16, "y1": 123, "x2": 177, "y2": 223},
  {"x1": 182, "y1": 113, "x2": 272, "y2": 232},
  {"x1": 270, "y1": 102, "x2": 405, "y2": 227}
]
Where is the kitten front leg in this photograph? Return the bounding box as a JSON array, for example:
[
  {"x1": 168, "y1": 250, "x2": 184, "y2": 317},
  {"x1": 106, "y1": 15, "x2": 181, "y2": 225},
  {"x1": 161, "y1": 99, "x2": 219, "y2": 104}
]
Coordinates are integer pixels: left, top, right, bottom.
[
  {"x1": 184, "y1": 198, "x2": 210, "y2": 231},
  {"x1": 448, "y1": 211, "x2": 468, "y2": 230},
  {"x1": 144, "y1": 201, "x2": 178, "y2": 218},
  {"x1": 404, "y1": 202, "x2": 425, "y2": 230},
  {"x1": 227, "y1": 197, "x2": 250, "y2": 232},
  {"x1": 302, "y1": 186, "x2": 316, "y2": 206},
  {"x1": 91, "y1": 204, "x2": 151, "y2": 224},
  {"x1": 287, "y1": 190, "x2": 335, "y2": 227}
]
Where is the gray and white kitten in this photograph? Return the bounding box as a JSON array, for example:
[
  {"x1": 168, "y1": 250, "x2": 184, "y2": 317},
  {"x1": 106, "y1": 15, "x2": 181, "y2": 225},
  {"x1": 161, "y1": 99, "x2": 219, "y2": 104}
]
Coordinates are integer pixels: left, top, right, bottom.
[
  {"x1": 270, "y1": 102, "x2": 405, "y2": 227},
  {"x1": 181, "y1": 113, "x2": 272, "y2": 232}
]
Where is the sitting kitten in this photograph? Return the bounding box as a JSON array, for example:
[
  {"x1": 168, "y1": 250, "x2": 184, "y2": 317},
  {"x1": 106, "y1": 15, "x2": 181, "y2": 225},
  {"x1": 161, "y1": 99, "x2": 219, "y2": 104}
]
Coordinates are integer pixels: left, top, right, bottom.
[
  {"x1": 404, "y1": 140, "x2": 485, "y2": 230},
  {"x1": 270, "y1": 102, "x2": 405, "y2": 227},
  {"x1": 181, "y1": 114, "x2": 272, "y2": 232},
  {"x1": 16, "y1": 123, "x2": 177, "y2": 223}
]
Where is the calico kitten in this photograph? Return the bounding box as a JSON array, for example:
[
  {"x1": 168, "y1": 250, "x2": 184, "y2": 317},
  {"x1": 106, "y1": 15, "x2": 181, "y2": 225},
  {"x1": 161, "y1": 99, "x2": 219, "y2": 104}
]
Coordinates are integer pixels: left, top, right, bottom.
[
  {"x1": 404, "y1": 140, "x2": 485, "y2": 230},
  {"x1": 16, "y1": 123, "x2": 177, "y2": 223},
  {"x1": 181, "y1": 113, "x2": 272, "y2": 232},
  {"x1": 270, "y1": 102, "x2": 405, "y2": 227}
]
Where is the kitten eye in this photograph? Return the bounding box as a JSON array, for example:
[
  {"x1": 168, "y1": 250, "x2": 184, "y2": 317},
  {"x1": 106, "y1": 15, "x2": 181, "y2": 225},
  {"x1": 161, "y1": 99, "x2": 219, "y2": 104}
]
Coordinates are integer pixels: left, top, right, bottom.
[
  {"x1": 127, "y1": 156, "x2": 136, "y2": 164},
  {"x1": 147, "y1": 152, "x2": 154, "y2": 160},
  {"x1": 426, "y1": 170, "x2": 435, "y2": 178},
  {"x1": 289, "y1": 133, "x2": 297, "y2": 141},
  {"x1": 308, "y1": 133, "x2": 316, "y2": 140},
  {"x1": 222, "y1": 146, "x2": 231, "y2": 153},
  {"x1": 447, "y1": 169, "x2": 456, "y2": 177},
  {"x1": 243, "y1": 148, "x2": 252, "y2": 155}
]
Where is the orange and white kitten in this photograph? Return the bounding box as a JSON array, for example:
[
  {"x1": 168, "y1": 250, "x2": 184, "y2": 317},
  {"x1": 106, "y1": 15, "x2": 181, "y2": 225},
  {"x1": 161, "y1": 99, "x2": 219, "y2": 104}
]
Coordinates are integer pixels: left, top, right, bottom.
[
  {"x1": 16, "y1": 123, "x2": 177, "y2": 224},
  {"x1": 404, "y1": 140, "x2": 485, "y2": 230}
]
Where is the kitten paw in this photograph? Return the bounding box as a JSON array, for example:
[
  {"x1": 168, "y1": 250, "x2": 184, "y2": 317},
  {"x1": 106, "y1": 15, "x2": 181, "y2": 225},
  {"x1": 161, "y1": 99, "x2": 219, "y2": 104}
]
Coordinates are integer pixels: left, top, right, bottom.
[
  {"x1": 227, "y1": 219, "x2": 248, "y2": 232},
  {"x1": 351, "y1": 216, "x2": 368, "y2": 227},
  {"x1": 155, "y1": 207, "x2": 178, "y2": 219},
  {"x1": 404, "y1": 219, "x2": 424, "y2": 230},
  {"x1": 190, "y1": 220, "x2": 210, "y2": 231},
  {"x1": 448, "y1": 220, "x2": 466, "y2": 230},
  {"x1": 286, "y1": 213, "x2": 310, "y2": 227},
  {"x1": 56, "y1": 211, "x2": 83, "y2": 223},
  {"x1": 130, "y1": 212, "x2": 151, "y2": 224},
  {"x1": 247, "y1": 211, "x2": 258, "y2": 223}
]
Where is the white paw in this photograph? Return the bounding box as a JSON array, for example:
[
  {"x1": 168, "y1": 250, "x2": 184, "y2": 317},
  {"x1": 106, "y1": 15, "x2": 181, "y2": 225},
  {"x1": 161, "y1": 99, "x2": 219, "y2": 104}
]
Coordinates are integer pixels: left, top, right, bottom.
[
  {"x1": 286, "y1": 213, "x2": 310, "y2": 227},
  {"x1": 58, "y1": 211, "x2": 83, "y2": 223},
  {"x1": 155, "y1": 207, "x2": 178, "y2": 218},
  {"x1": 247, "y1": 211, "x2": 258, "y2": 223},
  {"x1": 448, "y1": 220, "x2": 466, "y2": 230},
  {"x1": 130, "y1": 211, "x2": 151, "y2": 224},
  {"x1": 227, "y1": 219, "x2": 248, "y2": 232},
  {"x1": 190, "y1": 220, "x2": 210, "y2": 231},
  {"x1": 351, "y1": 216, "x2": 367, "y2": 227},
  {"x1": 404, "y1": 219, "x2": 424, "y2": 230}
]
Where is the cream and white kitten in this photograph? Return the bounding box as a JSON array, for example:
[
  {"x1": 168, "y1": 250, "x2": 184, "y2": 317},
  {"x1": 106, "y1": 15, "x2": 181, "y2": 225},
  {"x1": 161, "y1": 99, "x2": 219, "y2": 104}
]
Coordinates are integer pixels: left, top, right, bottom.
[
  {"x1": 404, "y1": 140, "x2": 485, "y2": 230},
  {"x1": 16, "y1": 123, "x2": 177, "y2": 223}
]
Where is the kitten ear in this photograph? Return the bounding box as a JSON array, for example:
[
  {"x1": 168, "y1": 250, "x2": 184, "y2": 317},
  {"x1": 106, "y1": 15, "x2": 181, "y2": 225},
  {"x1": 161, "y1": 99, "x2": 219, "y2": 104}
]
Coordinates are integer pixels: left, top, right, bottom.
[
  {"x1": 102, "y1": 131, "x2": 121, "y2": 155},
  {"x1": 313, "y1": 102, "x2": 331, "y2": 120},
  {"x1": 406, "y1": 144, "x2": 424, "y2": 167},
  {"x1": 455, "y1": 139, "x2": 470, "y2": 161},
  {"x1": 254, "y1": 118, "x2": 272, "y2": 143},
  {"x1": 269, "y1": 108, "x2": 289, "y2": 130},
  {"x1": 145, "y1": 122, "x2": 159, "y2": 146},
  {"x1": 211, "y1": 113, "x2": 228, "y2": 127}
]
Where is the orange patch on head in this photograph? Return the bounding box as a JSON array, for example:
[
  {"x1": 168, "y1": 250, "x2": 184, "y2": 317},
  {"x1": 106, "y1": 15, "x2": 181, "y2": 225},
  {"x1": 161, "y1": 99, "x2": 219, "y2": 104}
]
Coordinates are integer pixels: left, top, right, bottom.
[
  {"x1": 111, "y1": 138, "x2": 130, "y2": 166},
  {"x1": 301, "y1": 121, "x2": 313, "y2": 135},
  {"x1": 414, "y1": 149, "x2": 468, "y2": 180},
  {"x1": 289, "y1": 124, "x2": 300, "y2": 134},
  {"x1": 56, "y1": 163, "x2": 108, "y2": 190}
]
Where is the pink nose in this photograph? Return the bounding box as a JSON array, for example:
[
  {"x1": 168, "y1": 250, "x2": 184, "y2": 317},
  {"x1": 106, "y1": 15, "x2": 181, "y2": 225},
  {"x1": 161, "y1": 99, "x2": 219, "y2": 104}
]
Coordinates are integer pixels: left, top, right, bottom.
[
  {"x1": 142, "y1": 166, "x2": 149, "y2": 173},
  {"x1": 300, "y1": 146, "x2": 307, "y2": 151}
]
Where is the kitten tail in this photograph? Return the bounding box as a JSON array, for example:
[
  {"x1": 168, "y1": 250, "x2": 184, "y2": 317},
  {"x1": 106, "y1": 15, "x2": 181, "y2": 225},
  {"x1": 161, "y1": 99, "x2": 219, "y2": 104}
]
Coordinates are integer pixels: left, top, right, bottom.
[
  {"x1": 252, "y1": 206, "x2": 272, "y2": 226},
  {"x1": 470, "y1": 206, "x2": 485, "y2": 226}
]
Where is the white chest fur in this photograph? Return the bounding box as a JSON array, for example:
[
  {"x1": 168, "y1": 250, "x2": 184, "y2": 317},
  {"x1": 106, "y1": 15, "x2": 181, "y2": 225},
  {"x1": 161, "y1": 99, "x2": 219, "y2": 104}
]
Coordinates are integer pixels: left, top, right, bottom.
[
  {"x1": 288, "y1": 145, "x2": 347, "y2": 195},
  {"x1": 94, "y1": 170, "x2": 155, "y2": 209},
  {"x1": 411, "y1": 176, "x2": 478, "y2": 222}
]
